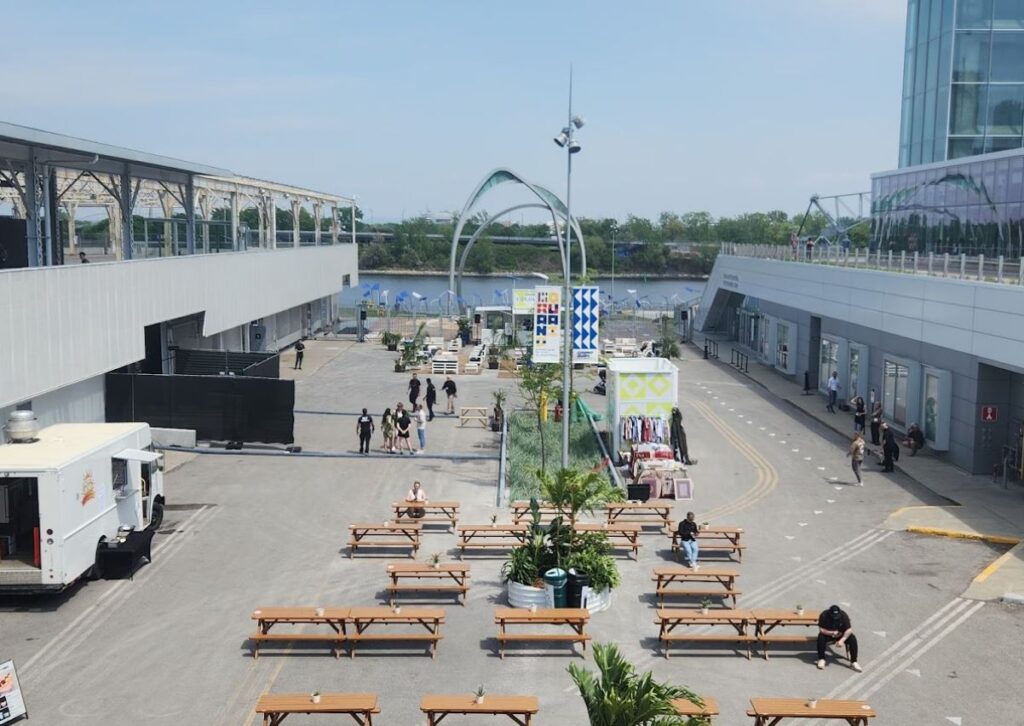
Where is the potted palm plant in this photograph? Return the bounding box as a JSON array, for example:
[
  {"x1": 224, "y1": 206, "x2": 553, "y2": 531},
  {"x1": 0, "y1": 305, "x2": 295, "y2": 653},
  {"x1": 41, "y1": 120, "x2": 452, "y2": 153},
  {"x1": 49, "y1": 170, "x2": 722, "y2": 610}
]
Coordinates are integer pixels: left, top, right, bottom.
[
  {"x1": 473, "y1": 685, "x2": 486, "y2": 705},
  {"x1": 381, "y1": 331, "x2": 401, "y2": 352},
  {"x1": 310, "y1": 691, "x2": 321, "y2": 704},
  {"x1": 700, "y1": 597, "x2": 711, "y2": 615},
  {"x1": 430, "y1": 552, "x2": 442, "y2": 569},
  {"x1": 456, "y1": 317, "x2": 472, "y2": 346}
]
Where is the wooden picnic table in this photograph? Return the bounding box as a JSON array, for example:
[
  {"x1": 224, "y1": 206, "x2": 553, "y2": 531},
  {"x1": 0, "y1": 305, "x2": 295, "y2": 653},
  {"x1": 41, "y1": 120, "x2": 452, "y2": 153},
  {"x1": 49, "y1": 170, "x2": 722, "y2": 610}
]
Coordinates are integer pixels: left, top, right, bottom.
[
  {"x1": 652, "y1": 566, "x2": 741, "y2": 607},
  {"x1": 669, "y1": 526, "x2": 746, "y2": 561},
  {"x1": 574, "y1": 522, "x2": 642, "y2": 559},
  {"x1": 420, "y1": 694, "x2": 539, "y2": 726},
  {"x1": 459, "y1": 406, "x2": 490, "y2": 428},
  {"x1": 392, "y1": 500, "x2": 460, "y2": 528},
  {"x1": 456, "y1": 523, "x2": 528, "y2": 558},
  {"x1": 751, "y1": 609, "x2": 820, "y2": 660},
  {"x1": 255, "y1": 693, "x2": 380, "y2": 726},
  {"x1": 656, "y1": 608, "x2": 756, "y2": 659},
  {"x1": 346, "y1": 606, "x2": 445, "y2": 658},
  {"x1": 606, "y1": 501, "x2": 674, "y2": 528},
  {"x1": 385, "y1": 562, "x2": 470, "y2": 606},
  {"x1": 747, "y1": 697, "x2": 876, "y2": 725},
  {"x1": 493, "y1": 607, "x2": 591, "y2": 659},
  {"x1": 348, "y1": 522, "x2": 422, "y2": 558},
  {"x1": 510, "y1": 501, "x2": 568, "y2": 523},
  {"x1": 672, "y1": 695, "x2": 720, "y2": 720},
  {"x1": 249, "y1": 607, "x2": 350, "y2": 659}
]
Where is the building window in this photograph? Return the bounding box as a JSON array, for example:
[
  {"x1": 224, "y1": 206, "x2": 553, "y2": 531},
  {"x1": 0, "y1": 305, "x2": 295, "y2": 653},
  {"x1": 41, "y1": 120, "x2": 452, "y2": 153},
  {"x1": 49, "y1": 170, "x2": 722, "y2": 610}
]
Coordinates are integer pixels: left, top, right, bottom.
[
  {"x1": 883, "y1": 360, "x2": 910, "y2": 426},
  {"x1": 819, "y1": 339, "x2": 840, "y2": 393},
  {"x1": 924, "y1": 372, "x2": 941, "y2": 442},
  {"x1": 342, "y1": 274, "x2": 351, "y2": 288},
  {"x1": 776, "y1": 323, "x2": 790, "y2": 370},
  {"x1": 849, "y1": 347, "x2": 861, "y2": 401}
]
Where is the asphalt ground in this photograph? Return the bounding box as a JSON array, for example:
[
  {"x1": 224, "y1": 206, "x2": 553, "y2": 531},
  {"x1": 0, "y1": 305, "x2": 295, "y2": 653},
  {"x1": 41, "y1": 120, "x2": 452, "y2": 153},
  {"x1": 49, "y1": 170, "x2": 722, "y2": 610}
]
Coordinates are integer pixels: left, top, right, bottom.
[{"x1": 1, "y1": 340, "x2": 1018, "y2": 725}]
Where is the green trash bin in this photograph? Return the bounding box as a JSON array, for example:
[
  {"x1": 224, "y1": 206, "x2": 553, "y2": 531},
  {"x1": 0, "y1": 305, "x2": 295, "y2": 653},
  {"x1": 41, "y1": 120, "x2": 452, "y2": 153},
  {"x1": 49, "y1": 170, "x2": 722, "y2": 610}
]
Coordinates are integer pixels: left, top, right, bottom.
[{"x1": 543, "y1": 567, "x2": 568, "y2": 608}]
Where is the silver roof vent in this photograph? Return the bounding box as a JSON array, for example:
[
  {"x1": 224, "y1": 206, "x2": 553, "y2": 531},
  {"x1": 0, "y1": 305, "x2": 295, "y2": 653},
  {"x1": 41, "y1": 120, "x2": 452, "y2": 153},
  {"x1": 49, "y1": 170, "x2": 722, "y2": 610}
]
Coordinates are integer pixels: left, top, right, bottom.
[{"x1": 5, "y1": 410, "x2": 39, "y2": 443}]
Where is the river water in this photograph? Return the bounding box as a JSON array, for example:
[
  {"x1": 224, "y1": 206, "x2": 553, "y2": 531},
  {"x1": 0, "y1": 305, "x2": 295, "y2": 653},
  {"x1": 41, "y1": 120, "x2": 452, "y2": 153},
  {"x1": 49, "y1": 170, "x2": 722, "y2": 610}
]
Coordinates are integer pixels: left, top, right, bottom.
[{"x1": 339, "y1": 273, "x2": 705, "y2": 309}]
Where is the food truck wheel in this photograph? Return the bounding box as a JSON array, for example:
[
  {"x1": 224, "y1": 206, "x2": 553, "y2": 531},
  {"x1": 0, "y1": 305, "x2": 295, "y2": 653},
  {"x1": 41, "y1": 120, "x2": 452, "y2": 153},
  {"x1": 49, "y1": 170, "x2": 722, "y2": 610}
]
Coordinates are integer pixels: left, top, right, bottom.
[{"x1": 149, "y1": 501, "x2": 165, "y2": 530}]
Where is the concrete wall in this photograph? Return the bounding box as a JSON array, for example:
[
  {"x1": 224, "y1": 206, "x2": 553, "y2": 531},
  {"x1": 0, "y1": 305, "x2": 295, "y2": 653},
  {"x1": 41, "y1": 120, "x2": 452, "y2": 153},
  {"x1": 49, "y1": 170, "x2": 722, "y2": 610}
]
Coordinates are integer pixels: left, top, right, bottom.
[
  {"x1": 0, "y1": 374, "x2": 105, "y2": 431},
  {"x1": 0, "y1": 245, "x2": 358, "y2": 409}
]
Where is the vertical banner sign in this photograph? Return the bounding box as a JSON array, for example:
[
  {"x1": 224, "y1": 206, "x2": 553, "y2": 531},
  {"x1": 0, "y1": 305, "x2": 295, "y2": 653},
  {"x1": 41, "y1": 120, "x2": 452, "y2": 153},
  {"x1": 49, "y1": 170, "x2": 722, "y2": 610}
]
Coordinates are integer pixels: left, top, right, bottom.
[
  {"x1": 512, "y1": 289, "x2": 536, "y2": 314},
  {"x1": 532, "y1": 286, "x2": 562, "y2": 363},
  {"x1": 0, "y1": 660, "x2": 27, "y2": 724},
  {"x1": 572, "y1": 286, "x2": 600, "y2": 363}
]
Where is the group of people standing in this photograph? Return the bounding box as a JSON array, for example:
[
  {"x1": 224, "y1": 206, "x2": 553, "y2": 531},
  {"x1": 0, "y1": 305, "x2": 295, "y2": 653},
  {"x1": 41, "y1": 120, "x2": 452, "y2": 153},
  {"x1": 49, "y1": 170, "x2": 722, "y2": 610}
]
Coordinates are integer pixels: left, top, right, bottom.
[
  {"x1": 354, "y1": 374, "x2": 460, "y2": 455},
  {"x1": 843, "y1": 384, "x2": 920, "y2": 482}
]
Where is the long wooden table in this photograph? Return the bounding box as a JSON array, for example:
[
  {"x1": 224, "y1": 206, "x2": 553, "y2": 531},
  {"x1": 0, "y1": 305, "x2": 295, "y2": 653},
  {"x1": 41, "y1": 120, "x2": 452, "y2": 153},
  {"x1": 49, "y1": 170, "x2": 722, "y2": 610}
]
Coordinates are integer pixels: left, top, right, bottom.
[
  {"x1": 250, "y1": 607, "x2": 350, "y2": 659},
  {"x1": 456, "y1": 523, "x2": 528, "y2": 558},
  {"x1": 493, "y1": 607, "x2": 591, "y2": 659},
  {"x1": 348, "y1": 522, "x2": 421, "y2": 558},
  {"x1": 510, "y1": 501, "x2": 567, "y2": 523},
  {"x1": 673, "y1": 695, "x2": 720, "y2": 720},
  {"x1": 669, "y1": 526, "x2": 746, "y2": 561},
  {"x1": 420, "y1": 694, "x2": 539, "y2": 726},
  {"x1": 255, "y1": 693, "x2": 380, "y2": 725},
  {"x1": 656, "y1": 608, "x2": 756, "y2": 659},
  {"x1": 747, "y1": 697, "x2": 876, "y2": 725},
  {"x1": 385, "y1": 562, "x2": 470, "y2": 606},
  {"x1": 392, "y1": 500, "x2": 460, "y2": 529},
  {"x1": 574, "y1": 523, "x2": 642, "y2": 559},
  {"x1": 606, "y1": 501, "x2": 673, "y2": 528},
  {"x1": 652, "y1": 566, "x2": 741, "y2": 607},
  {"x1": 752, "y1": 609, "x2": 820, "y2": 660},
  {"x1": 347, "y1": 606, "x2": 445, "y2": 658}
]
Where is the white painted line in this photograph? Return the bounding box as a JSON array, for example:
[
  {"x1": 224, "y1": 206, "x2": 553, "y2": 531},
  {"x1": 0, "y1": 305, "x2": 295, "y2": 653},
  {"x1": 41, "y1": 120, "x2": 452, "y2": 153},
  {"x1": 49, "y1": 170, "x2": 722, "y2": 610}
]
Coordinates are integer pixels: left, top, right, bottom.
[
  {"x1": 826, "y1": 499, "x2": 836, "y2": 504},
  {"x1": 759, "y1": 427, "x2": 766, "y2": 431},
  {"x1": 803, "y1": 456, "x2": 812, "y2": 461},
  {"x1": 817, "y1": 466, "x2": 826, "y2": 471},
  {"x1": 872, "y1": 631, "x2": 887, "y2": 638},
  {"x1": 798, "y1": 522, "x2": 808, "y2": 527},
  {"x1": 729, "y1": 408, "x2": 734, "y2": 412},
  {"x1": 746, "y1": 420, "x2": 753, "y2": 424},
  {"x1": 839, "y1": 601, "x2": 851, "y2": 607},
  {"x1": 790, "y1": 556, "x2": 802, "y2": 562},
  {"x1": 830, "y1": 477, "x2": 839, "y2": 482},
  {"x1": 769, "y1": 433, "x2": 776, "y2": 437},
  {"x1": 815, "y1": 579, "x2": 827, "y2": 585},
  {"x1": 834, "y1": 486, "x2": 843, "y2": 490},
  {"x1": 784, "y1": 535, "x2": 795, "y2": 540},
  {"x1": 791, "y1": 448, "x2": 800, "y2": 452},
  {"x1": 780, "y1": 440, "x2": 787, "y2": 444},
  {"x1": 906, "y1": 668, "x2": 920, "y2": 677},
  {"x1": 814, "y1": 510, "x2": 823, "y2": 514},
  {"x1": 946, "y1": 718, "x2": 962, "y2": 725}
]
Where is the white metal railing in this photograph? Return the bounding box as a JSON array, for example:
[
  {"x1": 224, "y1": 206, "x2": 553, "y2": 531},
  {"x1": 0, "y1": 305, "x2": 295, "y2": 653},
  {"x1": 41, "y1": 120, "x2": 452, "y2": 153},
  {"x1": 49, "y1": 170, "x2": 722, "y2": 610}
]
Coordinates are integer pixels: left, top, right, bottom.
[{"x1": 721, "y1": 242, "x2": 1024, "y2": 286}]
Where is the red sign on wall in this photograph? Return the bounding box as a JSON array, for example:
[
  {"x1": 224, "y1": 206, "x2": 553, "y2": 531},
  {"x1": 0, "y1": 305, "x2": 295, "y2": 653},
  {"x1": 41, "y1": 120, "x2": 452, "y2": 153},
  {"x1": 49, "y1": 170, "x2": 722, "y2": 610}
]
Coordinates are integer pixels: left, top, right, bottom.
[{"x1": 981, "y1": 406, "x2": 999, "y2": 422}]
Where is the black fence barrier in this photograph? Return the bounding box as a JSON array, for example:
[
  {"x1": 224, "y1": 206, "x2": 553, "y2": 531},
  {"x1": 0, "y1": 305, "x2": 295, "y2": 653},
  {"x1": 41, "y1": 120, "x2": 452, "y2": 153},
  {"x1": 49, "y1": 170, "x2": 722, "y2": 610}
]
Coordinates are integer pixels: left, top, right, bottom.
[
  {"x1": 730, "y1": 349, "x2": 749, "y2": 373},
  {"x1": 106, "y1": 372, "x2": 295, "y2": 444}
]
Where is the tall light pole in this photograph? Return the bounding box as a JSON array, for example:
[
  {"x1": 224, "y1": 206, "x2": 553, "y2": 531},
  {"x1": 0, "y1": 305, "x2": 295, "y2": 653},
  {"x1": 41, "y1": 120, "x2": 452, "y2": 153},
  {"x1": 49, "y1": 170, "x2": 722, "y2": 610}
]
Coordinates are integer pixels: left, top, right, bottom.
[{"x1": 553, "y1": 67, "x2": 584, "y2": 469}]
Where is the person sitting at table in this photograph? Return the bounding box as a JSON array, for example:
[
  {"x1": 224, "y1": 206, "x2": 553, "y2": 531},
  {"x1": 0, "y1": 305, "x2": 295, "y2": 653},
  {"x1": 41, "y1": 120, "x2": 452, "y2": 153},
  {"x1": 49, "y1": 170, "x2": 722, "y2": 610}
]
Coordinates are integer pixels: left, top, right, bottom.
[
  {"x1": 816, "y1": 604, "x2": 862, "y2": 672},
  {"x1": 404, "y1": 480, "x2": 427, "y2": 519},
  {"x1": 902, "y1": 422, "x2": 925, "y2": 456},
  {"x1": 676, "y1": 511, "x2": 700, "y2": 568}
]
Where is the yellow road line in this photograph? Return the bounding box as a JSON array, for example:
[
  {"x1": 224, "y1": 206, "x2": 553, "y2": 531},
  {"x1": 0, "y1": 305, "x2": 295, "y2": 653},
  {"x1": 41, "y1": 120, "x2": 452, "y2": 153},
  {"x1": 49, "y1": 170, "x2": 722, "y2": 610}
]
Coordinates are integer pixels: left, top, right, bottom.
[
  {"x1": 974, "y1": 545, "x2": 1021, "y2": 583},
  {"x1": 905, "y1": 526, "x2": 1020, "y2": 546}
]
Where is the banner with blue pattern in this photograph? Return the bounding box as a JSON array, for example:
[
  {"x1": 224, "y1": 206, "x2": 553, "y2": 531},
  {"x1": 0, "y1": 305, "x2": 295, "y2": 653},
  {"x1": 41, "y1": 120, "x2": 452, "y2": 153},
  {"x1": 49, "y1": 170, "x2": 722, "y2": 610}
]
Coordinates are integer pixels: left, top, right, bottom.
[{"x1": 572, "y1": 285, "x2": 600, "y2": 364}]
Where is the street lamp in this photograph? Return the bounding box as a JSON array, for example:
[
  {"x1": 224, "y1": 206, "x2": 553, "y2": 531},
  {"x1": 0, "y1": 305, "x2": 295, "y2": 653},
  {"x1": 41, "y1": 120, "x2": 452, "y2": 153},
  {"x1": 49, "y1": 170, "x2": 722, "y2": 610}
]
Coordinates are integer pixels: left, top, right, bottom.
[{"x1": 554, "y1": 69, "x2": 584, "y2": 469}]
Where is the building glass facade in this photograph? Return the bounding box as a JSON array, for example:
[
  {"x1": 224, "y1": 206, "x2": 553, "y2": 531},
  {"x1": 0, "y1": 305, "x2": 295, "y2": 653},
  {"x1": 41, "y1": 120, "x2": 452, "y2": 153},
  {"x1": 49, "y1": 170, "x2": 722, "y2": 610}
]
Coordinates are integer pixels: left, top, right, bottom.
[{"x1": 901, "y1": 0, "x2": 1024, "y2": 167}]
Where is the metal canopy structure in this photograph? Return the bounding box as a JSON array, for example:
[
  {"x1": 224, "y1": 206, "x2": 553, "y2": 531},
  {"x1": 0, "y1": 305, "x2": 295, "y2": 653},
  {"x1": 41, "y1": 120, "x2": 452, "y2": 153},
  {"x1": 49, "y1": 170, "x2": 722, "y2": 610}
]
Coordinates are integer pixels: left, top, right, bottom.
[{"x1": 0, "y1": 120, "x2": 355, "y2": 266}]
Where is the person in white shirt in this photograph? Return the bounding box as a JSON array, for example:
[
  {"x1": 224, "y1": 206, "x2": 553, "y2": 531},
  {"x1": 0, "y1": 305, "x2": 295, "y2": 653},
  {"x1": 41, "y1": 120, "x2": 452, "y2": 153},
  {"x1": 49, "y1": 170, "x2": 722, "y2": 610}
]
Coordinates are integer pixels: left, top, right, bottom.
[
  {"x1": 826, "y1": 371, "x2": 840, "y2": 414},
  {"x1": 414, "y1": 403, "x2": 427, "y2": 454},
  {"x1": 404, "y1": 480, "x2": 427, "y2": 518}
]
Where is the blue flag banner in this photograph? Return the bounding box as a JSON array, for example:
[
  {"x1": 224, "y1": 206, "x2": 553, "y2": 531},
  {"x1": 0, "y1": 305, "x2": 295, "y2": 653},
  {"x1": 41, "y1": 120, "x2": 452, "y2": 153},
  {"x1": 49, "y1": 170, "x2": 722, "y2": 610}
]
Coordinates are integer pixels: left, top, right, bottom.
[{"x1": 572, "y1": 285, "x2": 600, "y2": 364}]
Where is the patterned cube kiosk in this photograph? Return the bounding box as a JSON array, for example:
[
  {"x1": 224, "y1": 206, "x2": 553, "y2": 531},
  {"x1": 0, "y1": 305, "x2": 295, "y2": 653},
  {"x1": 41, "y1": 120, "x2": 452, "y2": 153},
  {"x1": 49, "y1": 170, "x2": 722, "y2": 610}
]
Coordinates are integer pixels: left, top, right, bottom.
[{"x1": 606, "y1": 358, "x2": 679, "y2": 452}]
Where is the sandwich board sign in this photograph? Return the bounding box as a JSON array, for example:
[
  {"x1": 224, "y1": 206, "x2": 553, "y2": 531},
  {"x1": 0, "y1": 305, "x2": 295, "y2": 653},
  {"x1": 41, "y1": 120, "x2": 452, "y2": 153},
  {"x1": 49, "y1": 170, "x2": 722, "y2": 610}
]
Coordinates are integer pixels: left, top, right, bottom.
[{"x1": 0, "y1": 660, "x2": 27, "y2": 724}]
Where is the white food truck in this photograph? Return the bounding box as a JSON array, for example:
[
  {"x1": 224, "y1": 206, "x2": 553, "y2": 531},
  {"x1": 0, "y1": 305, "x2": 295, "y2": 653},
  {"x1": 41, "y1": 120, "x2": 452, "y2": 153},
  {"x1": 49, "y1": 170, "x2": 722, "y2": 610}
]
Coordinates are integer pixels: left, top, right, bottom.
[{"x1": 0, "y1": 418, "x2": 165, "y2": 593}]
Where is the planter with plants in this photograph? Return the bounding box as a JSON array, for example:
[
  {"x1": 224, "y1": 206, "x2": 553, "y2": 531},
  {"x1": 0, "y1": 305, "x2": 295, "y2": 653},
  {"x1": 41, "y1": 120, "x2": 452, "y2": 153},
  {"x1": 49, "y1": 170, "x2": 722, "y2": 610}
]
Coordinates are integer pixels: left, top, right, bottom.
[
  {"x1": 491, "y1": 389, "x2": 506, "y2": 432},
  {"x1": 473, "y1": 685, "x2": 485, "y2": 705},
  {"x1": 381, "y1": 331, "x2": 401, "y2": 352},
  {"x1": 700, "y1": 597, "x2": 712, "y2": 615},
  {"x1": 796, "y1": 604, "x2": 805, "y2": 616},
  {"x1": 456, "y1": 317, "x2": 472, "y2": 346},
  {"x1": 310, "y1": 691, "x2": 321, "y2": 704},
  {"x1": 430, "y1": 552, "x2": 442, "y2": 569}
]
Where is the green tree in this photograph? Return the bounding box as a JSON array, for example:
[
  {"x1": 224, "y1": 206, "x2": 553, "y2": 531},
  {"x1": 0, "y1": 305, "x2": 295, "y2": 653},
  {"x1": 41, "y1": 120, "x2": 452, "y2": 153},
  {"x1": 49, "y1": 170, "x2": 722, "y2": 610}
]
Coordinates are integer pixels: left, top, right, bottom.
[
  {"x1": 568, "y1": 643, "x2": 705, "y2": 726},
  {"x1": 537, "y1": 467, "x2": 624, "y2": 531},
  {"x1": 518, "y1": 364, "x2": 561, "y2": 473}
]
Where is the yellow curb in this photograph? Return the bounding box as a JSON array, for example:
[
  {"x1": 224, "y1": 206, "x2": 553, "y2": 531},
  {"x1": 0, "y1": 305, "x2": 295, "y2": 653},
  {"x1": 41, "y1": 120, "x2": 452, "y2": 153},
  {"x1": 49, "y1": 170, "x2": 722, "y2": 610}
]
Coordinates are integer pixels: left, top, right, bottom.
[
  {"x1": 974, "y1": 547, "x2": 1020, "y2": 584},
  {"x1": 906, "y1": 525, "x2": 1021, "y2": 546},
  {"x1": 888, "y1": 504, "x2": 961, "y2": 518}
]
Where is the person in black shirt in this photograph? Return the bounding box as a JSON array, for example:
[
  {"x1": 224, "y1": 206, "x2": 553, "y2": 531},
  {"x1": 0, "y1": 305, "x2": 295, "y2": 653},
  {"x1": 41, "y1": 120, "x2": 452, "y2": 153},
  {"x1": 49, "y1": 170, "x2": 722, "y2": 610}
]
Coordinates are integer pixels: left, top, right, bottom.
[
  {"x1": 881, "y1": 423, "x2": 897, "y2": 472},
  {"x1": 442, "y1": 376, "x2": 457, "y2": 414},
  {"x1": 903, "y1": 423, "x2": 925, "y2": 456},
  {"x1": 816, "y1": 604, "x2": 862, "y2": 671},
  {"x1": 356, "y1": 408, "x2": 374, "y2": 455},
  {"x1": 395, "y1": 408, "x2": 414, "y2": 454},
  {"x1": 853, "y1": 397, "x2": 866, "y2": 433},
  {"x1": 676, "y1": 511, "x2": 700, "y2": 568},
  {"x1": 425, "y1": 378, "x2": 437, "y2": 421},
  {"x1": 408, "y1": 373, "x2": 421, "y2": 407},
  {"x1": 670, "y1": 407, "x2": 693, "y2": 465},
  {"x1": 293, "y1": 339, "x2": 305, "y2": 370}
]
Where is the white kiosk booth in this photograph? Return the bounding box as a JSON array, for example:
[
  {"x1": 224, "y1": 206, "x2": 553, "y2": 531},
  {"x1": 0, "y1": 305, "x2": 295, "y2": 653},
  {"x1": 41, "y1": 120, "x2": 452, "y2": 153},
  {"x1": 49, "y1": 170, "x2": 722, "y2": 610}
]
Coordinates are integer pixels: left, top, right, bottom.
[{"x1": 605, "y1": 357, "x2": 679, "y2": 453}]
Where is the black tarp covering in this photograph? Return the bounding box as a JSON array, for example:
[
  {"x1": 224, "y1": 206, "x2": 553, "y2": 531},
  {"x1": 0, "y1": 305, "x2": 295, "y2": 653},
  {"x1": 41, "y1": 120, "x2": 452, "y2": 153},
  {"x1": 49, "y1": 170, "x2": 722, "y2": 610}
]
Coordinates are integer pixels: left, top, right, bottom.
[{"x1": 106, "y1": 372, "x2": 294, "y2": 444}]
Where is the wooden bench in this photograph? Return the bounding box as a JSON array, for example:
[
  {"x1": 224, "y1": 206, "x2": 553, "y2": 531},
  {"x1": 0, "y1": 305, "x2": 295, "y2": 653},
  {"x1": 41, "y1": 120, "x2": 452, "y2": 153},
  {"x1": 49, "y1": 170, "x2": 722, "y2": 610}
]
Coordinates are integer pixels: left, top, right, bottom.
[
  {"x1": 421, "y1": 694, "x2": 539, "y2": 726},
  {"x1": 432, "y1": 356, "x2": 459, "y2": 376},
  {"x1": 459, "y1": 406, "x2": 489, "y2": 428},
  {"x1": 346, "y1": 606, "x2": 444, "y2": 659},
  {"x1": 669, "y1": 526, "x2": 746, "y2": 562},
  {"x1": 385, "y1": 563, "x2": 470, "y2": 606},
  {"x1": 574, "y1": 523, "x2": 642, "y2": 559},
  {"x1": 511, "y1": 502, "x2": 565, "y2": 523},
  {"x1": 673, "y1": 695, "x2": 719, "y2": 721},
  {"x1": 249, "y1": 607, "x2": 350, "y2": 659},
  {"x1": 606, "y1": 501, "x2": 674, "y2": 529},
  {"x1": 656, "y1": 608, "x2": 756, "y2": 659},
  {"x1": 456, "y1": 524, "x2": 529, "y2": 558},
  {"x1": 494, "y1": 607, "x2": 591, "y2": 659},
  {"x1": 255, "y1": 692, "x2": 380, "y2": 726},
  {"x1": 747, "y1": 697, "x2": 876, "y2": 725},
  {"x1": 348, "y1": 523, "x2": 421, "y2": 558},
  {"x1": 391, "y1": 501, "x2": 460, "y2": 529},
  {"x1": 652, "y1": 566, "x2": 741, "y2": 607}
]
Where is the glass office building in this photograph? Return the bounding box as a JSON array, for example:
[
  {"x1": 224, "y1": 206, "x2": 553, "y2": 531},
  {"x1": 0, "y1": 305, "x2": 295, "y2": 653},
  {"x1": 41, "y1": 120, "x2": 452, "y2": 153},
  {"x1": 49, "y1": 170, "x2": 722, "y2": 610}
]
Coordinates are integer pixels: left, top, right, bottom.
[{"x1": 901, "y1": 0, "x2": 1024, "y2": 167}]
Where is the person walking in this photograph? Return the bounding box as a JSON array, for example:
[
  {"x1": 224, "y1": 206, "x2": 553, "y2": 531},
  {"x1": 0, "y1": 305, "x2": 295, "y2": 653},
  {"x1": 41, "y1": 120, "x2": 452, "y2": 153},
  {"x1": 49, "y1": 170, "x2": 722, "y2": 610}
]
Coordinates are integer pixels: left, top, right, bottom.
[
  {"x1": 356, "y1": 408, "x2": 374, "y2": 455},
  {"x1": 425, "y1": 378, "x2": 437, "y2": 421},
  {"x1": 826, "y1": 371, "x2": 840, "y2": 413},
  {"x1": 816, "y1": 604, "x2": 862, "y2": 672},
  {"x1": 853, "y1": 396, "x2": 866, "y2": 433},
  {"x1": 442, "y1": 376, "x2": 457, "y2": 414},
  {"x1": 395, "y1": 407, "x2": 414, "y2": 454},
  {"x1": 676, "y1": 512, "x2": 700, "y2": 569},
  {"x1": 869, "y1": 399, "x2": 883, "y2": 445},
  {"x1": 380, "y1": 407, "x2": 395, "y2": 453},
  {"x1": 414, "y1": 403, "x2": 427, "y2": 454},
  {"x1": 846, "y1": 431, "x2": 865, "y2": 485},
  {"x1": 408, "y1": 373, "x2": 421, "y2": 407},
  {"x1": 880, "y1": 423, "x2": 897, "y2": 472},
  {"x1": 293, "y1": 339, "x2": 305, "y2": 370}
]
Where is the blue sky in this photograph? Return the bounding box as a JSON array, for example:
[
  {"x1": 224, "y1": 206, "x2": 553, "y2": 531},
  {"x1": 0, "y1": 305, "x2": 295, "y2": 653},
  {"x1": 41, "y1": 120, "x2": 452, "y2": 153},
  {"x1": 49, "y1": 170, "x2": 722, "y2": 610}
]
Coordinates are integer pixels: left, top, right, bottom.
[{"x1": 5, "y1": 1, "x2": 906, "y2": 221}]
